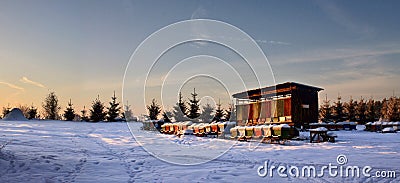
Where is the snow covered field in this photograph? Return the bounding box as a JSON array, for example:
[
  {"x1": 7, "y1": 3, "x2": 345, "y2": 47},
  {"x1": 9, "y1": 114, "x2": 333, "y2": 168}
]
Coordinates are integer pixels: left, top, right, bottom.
[{"x1": 0, "y1": 120, "x2": 399, "y2": 183}]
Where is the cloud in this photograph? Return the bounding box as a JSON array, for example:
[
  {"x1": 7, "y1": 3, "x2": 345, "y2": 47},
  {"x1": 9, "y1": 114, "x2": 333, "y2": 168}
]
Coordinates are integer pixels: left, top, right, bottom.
[
  {"x1": 19, "y1": 77, "x2": 46, "y2": 88},
  {"x1": 255, "y1": 39, "x2": 267, "y2": 44},
  {"x1": 269, "y1": 42, "x2": 400, "y2": 102},
  {"x1": 189, "y1": 7, "x2": 210, "y2": 48},
  {"x1": 316, "y1": 0, "x2": 374, "y2": 36},
  {"x1": 0, "y1": 81, "x2": 24, "y2": 91},
  {"x1": 190, "y1": 6, "x2": 208, "y2": 20},
  {"x1": 237, "y1": 39, "x2": 292, "y2": 46},
  {"x1": 268, "y1": 40, "x2": 291, "y2": 46}
]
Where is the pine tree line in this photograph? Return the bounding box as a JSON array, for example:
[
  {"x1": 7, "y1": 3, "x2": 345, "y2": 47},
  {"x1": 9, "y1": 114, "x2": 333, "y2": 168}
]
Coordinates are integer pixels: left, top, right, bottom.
[
  {"x1": 320, "y1": 95, "x2": 400, "y2": 124},
  {"x1": 1, "y1": 88, "x2": 236, "y2": 123},
  {"x1": 3, "y1": 90, "x2": 398, "y2": 124},
  {"x1": 1, "y1": 91, "x2": 133, "y2": 122},
  {"x1": 149, "y1": 88, "x2": 235, "y2": 123}
]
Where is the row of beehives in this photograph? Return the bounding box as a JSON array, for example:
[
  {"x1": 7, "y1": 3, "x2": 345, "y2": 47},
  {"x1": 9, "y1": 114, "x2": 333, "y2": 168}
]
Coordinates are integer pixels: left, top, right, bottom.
[
  {"x1": 309, "y1": 122, "x2": 357, "y2": 131},
  {"x1": 229, "y1": 124, "x2": 299, "y2": 141},
  {"x1": 365, "y1": 122, "x2": 400, "y2": 132},
  {"x1": 160, "y1": 121, "x2": 237, "y2": 137}
]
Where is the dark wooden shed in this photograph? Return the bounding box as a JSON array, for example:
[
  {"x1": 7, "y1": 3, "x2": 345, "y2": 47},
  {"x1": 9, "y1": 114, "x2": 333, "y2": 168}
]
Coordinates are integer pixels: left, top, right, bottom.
[{"x1": 232, "y1": 82, "x2": 323, "y2": 128}]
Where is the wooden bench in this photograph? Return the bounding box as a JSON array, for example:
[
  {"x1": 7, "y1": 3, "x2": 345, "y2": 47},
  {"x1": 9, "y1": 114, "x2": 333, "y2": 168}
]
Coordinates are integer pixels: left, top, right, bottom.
[{"x1": 309, "y1": 128, "x2": 336, "y2": 143}]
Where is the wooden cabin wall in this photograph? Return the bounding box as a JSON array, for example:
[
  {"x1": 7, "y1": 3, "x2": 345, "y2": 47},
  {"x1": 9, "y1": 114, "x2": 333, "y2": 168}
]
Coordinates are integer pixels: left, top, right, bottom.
[
  {"x1": 291, "y1": 88, "x2": 319, "y2": 128},
  {"x1": 309, "y1": 91, "x2": 319, "y2": 124},
  {"x1": 284, "y1": 98, "x2": 291, "y2": 116}
]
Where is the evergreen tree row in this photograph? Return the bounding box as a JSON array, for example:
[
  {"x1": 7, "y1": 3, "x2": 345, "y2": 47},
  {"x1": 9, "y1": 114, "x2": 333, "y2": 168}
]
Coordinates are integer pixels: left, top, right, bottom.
[
  {"x1": 319, "y1": 95, "x2": 400, "y2": 124},
  {"x1": 147, "y1": 88, "x2": 235, "y2": 123},
  {"x1": 0, "y1": 91, "x2": 134, "y2": 122},
  {"x1": 61, "y1": 91, "x2": 130, "y2": 122}
]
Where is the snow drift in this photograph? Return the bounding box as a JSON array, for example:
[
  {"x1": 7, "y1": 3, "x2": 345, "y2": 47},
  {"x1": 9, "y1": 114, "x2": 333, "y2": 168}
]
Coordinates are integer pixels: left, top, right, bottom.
[
  {"x1": 2, "y1": 108, "x2": 28, "y2": 121},
  {"x1": 0, "y1": 121, "x2": 399, "y2": 182}
]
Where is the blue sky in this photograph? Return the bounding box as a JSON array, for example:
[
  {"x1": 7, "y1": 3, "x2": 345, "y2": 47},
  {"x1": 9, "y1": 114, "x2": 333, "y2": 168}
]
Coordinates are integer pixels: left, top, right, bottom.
[{"x1": 1, "y1": 0, "x2": 400, "y2": 115}]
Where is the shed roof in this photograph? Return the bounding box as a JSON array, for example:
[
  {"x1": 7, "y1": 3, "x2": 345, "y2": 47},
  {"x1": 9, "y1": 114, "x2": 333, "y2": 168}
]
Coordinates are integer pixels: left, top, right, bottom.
[{"x1": 232, "y1": 82, "x2": 323, "y2": 100}]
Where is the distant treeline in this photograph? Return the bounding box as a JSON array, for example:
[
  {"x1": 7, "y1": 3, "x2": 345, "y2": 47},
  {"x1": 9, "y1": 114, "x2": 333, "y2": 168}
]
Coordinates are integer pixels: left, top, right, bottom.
[
  {"x1": 0, "y1": 88, "x2": 235, "y2": 123},
  {"x1": 5, "y1": 90, "x2": 398, "y2": 124},
  {"x1": 1, "y1": 91, "x2": 133, "y2": 122},
  {"x1": 319, "y1": 95, "x2": 400, "y2": 124},
  {"x1": 156, "y1": 89, "x2": 235, "y2": 123}
]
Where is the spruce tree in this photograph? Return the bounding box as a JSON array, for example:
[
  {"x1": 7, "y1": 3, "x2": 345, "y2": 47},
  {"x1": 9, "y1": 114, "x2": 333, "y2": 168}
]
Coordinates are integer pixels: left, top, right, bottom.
[
  {"x1": 90, "y1": 96, "x2": 106, "y2": 122},
  {"x1": 172, "y1": 104, "x2": 187, "y2": 122},
  {"x1": 381, "y1": 98, "x2": 388, "y2": 121},
  {"x1": 178, "y1": 92, "x2": 187, "y2": 116},
  {"x1": 332, "y1": 95, "x2": 344, "y2": 122},
  {"x1": 387, "y1": 97, "x2": 399, "y2": 121},
  {"x1": 200, "y1": 103, "x2": 214, "y2": 123},
  {"x1": 81, "y1": 106, "x2": 89, "y2": 122},
  {"x1": 213, "y1": 99, "x2": 224, "y2": 122},
  {"x1": 147, "y1": 99, "x2": 161, "y2": 120},
  {"x1": 397, "y1": 97, "x2": 400, "y2": 121},
  {"x1": 355, "y1": 97, "x2": 367, "y2": 124},
  {"x1": 187, "y1": 88, "x2": 200, "y2": 120},
  {"x1": 394, "y1": 97, "x2": 399, "y2": 121},
  {"x1": 106, "y1": 91, "x2": 121, "y2": 122},
  {"x1": 42, "y1": 92, "x2": 61, "y2": 120},
  {"x1": 18, "y1": 104, "x2": 30, "y2": 118},
  {"x1": 319, "y1": 95, "x2": 332, "y2": 122},
  {"x1": 374, "y1": 100, "x2": 382, "y2": 121},
  {"x1": 225, "y1": 105, "x2": 232, "y2": 121},
  {"x1": 224, "y1": 107, "x2": 231, "y2": 122},
  {"x1": 225, "y1": 104, "x2": 236, "y2": 121},
  {"x1": 163, "y1": 111, "x2": 172, "y2": 122},
  {"x1": 27, "y1": 104, "x2": 37, "y2": 120},
  {"x1": 2, "y1": 105, "x2": 11, "y2": 118},
  {"x1": 365, "y1": 98, "x2": 376, "y2": 122},
  {"x1": 344, "y1": 97, "x2": 357, "y2": 122},
  {"x1": 172, "y1": 92, "x2": 188, "y2": 122},
  {"x1": 63, "y1": 99, "x2": 75, "y2": 121},
  {"x1": 123, "y1": 101, "x2": 134, "y2": 122}
]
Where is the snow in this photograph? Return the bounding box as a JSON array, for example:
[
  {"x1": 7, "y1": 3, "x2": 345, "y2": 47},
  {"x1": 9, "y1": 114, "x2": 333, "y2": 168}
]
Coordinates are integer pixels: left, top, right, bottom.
[
  {"x1": 309, "y1": 127, "x2": 328, "y2": 132},
  {"x1": 2, "y1": 108, "x2": 28, "y2": 121},
  {"x1": 278, "y1": 124, "x2": 290, "y2": 128},
  {"x1": 0, "y1": 120, "x2": 399, "y2": 182},
  {"x1": 382, "y1": 127, "x2": 396, "y2": 133}
]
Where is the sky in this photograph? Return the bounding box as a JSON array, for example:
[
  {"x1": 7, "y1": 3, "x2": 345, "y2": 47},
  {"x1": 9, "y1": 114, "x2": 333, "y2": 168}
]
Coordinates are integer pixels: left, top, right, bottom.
[{"x1": 1, "y1": 0, "x2": 400, "y2": 116}]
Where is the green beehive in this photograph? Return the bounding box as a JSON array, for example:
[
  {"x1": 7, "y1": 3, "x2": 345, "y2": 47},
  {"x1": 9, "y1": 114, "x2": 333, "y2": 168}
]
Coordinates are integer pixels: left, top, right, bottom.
[
  {"x1": 245, "y1": 127, "x2": 254, "y2": 138},
  {"x1": 272, "y1": 125, "x2": 281, "y2": 136},
  {"x1": 230, "y1": 127, "x2": 238, "y2": 138},
  {"x1": 280, "y1": 125, "x2": 291, "y2": 139}
]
